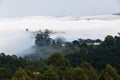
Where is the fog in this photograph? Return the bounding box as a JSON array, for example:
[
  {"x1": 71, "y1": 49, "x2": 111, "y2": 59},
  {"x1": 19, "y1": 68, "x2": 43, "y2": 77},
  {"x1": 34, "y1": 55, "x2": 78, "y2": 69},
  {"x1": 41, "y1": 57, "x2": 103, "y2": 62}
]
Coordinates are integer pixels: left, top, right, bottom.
[{"x1": 0, "y1": 15, "x2": 120, "y2": 55}]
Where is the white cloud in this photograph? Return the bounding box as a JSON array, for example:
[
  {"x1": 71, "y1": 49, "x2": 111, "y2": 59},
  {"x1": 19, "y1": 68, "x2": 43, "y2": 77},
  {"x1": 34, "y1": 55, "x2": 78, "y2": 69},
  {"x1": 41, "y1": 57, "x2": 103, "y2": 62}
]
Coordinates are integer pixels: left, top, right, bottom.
[{"x1": 0, "y1": 15, "x2": 120, "y2": 54}]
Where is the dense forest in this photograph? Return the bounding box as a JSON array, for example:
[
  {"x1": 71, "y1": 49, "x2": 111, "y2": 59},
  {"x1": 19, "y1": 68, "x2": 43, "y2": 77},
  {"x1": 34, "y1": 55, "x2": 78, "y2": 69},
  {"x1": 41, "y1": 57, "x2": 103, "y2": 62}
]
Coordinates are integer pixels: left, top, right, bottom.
[{"x1": 0, "y1": 29, "x2": 120, "y2": 80}]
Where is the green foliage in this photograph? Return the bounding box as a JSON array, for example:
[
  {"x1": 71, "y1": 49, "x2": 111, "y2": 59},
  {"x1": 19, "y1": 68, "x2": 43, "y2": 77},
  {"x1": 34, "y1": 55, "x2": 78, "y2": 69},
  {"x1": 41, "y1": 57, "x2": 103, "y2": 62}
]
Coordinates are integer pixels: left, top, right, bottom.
[
  {"x1": 99, "y1": 64, "x2": 120, "y2": 80},
  {"x1": 12, "y1": 67, "x2": 32, "y2": 80},
  {"x1": 0, "y1": 68, "x2": 7, "y2": 80},
  {"x1": 104, "y1": 35, "x2": 114, "y2": 46},
  {"x1": 70, "y1": 67, "x2": 89, "y2": 80},
  {"x1": 80, "y1": 61, "x2": 98, "y2": 80},
  {"x1": 1, "y1": 34, "x2": 120, "y2": 80},
  {"x1": 43, "y1": 68, "x2": 59, "y2": 80},
  {"x1": 66, "y1": 35, "x2": 120, "y2": 73},
  {"x1": 47, "y1": 52, "x2": 70, "y2": 68}
]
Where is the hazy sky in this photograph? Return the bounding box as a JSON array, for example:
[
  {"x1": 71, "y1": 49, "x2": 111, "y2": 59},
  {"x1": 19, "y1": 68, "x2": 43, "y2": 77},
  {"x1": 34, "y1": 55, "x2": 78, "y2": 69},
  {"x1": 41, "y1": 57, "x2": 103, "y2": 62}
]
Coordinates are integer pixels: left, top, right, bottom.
[{"x1": 0, "y1": 0, "x2": 120, "y2": 17}]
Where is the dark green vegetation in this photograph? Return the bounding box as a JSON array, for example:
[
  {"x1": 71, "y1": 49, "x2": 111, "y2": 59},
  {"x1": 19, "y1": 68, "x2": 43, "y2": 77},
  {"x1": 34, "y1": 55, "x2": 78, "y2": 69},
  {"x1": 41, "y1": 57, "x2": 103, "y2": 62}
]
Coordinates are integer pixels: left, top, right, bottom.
[
  {"x1": 0, "y1": 53, "x2": 120, "y2": 80},
  {"x1": 0, "y1": 30, "x2": 120, "y2": 80}
]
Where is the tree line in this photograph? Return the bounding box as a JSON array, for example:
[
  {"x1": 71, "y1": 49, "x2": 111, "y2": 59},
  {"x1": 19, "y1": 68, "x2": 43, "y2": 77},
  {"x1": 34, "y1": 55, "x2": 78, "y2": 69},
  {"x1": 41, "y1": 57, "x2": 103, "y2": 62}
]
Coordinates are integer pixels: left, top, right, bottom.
[
  {"x1": 27, "y1": 30, "x2": 120, "y2": 73},
  {"x1": 0, "y1": 52, "x2": 120, "y2": 80},
  {"x1": 0, "y1": 29, "x2": 120, "y2": 80}
]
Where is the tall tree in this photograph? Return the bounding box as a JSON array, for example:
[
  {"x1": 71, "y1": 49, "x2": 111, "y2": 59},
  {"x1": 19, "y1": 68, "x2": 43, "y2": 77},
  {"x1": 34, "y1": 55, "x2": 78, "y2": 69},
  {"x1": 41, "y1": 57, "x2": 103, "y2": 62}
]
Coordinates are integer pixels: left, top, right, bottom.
[
  {"x1": 47, "y1": 52, "x2": 70, "y2": 68},
  {"x1": 43, "y1": 68, "x2": 59, "y2": 80},
  {"x1": 80, "y1": 61, "x2": 98, "y2": 80},
  {"x1": 104, "y1": 35, "x2": 114, "y2": 46},
  {"x1": 70, "y1": 67, "x2": 89, "y2": 80},
  {"x1": 99, "y1": 64, "x2": 120, "y2": 80},
  {"x1": 12, "y1": 67, "x2": 32, "y2": 80}
]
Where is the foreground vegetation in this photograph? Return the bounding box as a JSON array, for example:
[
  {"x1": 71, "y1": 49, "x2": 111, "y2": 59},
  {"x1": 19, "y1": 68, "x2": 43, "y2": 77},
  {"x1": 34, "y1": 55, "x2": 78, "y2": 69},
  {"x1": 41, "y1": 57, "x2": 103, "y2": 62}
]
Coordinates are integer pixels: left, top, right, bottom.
[
  {"x1": 1, "y1": 52, "x2": 120, "y2": 80},
  {"x1": 0, "y1": 30, "x2": 120, "y2": 80}
]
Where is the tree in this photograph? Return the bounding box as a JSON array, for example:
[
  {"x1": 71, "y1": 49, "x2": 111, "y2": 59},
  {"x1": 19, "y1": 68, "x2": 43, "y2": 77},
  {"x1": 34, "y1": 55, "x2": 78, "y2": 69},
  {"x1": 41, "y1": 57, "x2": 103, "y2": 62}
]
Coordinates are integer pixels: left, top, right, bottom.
[
  {"x1": 72, "y1": 40, "x2": 80, "y2": 46},
  {"x1": 54, "y1": 37, "x2": 66, "y2": 48},
  {"x1": 104, "y1": 35, "x2": 114, "y2": 46},
  {"x1": 70, "y1": 67, "x2": 89, "y2": 80},
  {"x1": 115, "y1": 36, "x2": 120, "y2": 48},
  {"x1": 0, "y1": 68, "x2": 7, "y2": 80},
  {"x1": 35, "y1": 29, "x2": 51, "y2": 46},
  {"x1": 47, "y1": 52, "x2": 69, "y2": 68},
  {"x1": 80, "y1": 61, "x2": 98, "y2": 80},
  {"x1": 12, "y1": 67, "x2": 32, "y2": 80},
  {"x1": 43, "y1": 68, "x2": 59, "y2": 80},
  {"x1": 0, "y1": 53, "x2": 5, "y2": 57},
  {"x1": 99, "y1": 64, "x2": 120, "y2": 80}
]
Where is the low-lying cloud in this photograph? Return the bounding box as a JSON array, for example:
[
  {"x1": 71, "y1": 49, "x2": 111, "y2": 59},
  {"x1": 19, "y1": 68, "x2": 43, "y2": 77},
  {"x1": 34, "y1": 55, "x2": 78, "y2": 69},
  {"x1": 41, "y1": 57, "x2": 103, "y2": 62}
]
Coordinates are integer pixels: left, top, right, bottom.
[{"x1": 0, "y1": 15, "x2": 120, "y2": 55}]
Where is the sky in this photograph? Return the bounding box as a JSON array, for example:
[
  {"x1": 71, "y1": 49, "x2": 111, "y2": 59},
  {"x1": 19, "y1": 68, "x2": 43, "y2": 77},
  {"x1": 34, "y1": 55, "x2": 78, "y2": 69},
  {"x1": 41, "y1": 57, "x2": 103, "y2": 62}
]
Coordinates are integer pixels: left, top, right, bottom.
[
  {"x1": 0, "y1": 0, "x2": 120, "y2": 17},
  {"x1": 0, "y1": 0, "x2": 119, "y2": 55}
]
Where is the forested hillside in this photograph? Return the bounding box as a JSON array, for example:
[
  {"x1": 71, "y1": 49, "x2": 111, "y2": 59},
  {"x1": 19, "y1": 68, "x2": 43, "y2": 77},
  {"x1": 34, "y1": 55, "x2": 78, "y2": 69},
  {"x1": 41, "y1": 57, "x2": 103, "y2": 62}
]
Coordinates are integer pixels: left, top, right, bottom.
[{"x1": 0, "y1": 30, "x2": 120, "y2": 80}]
